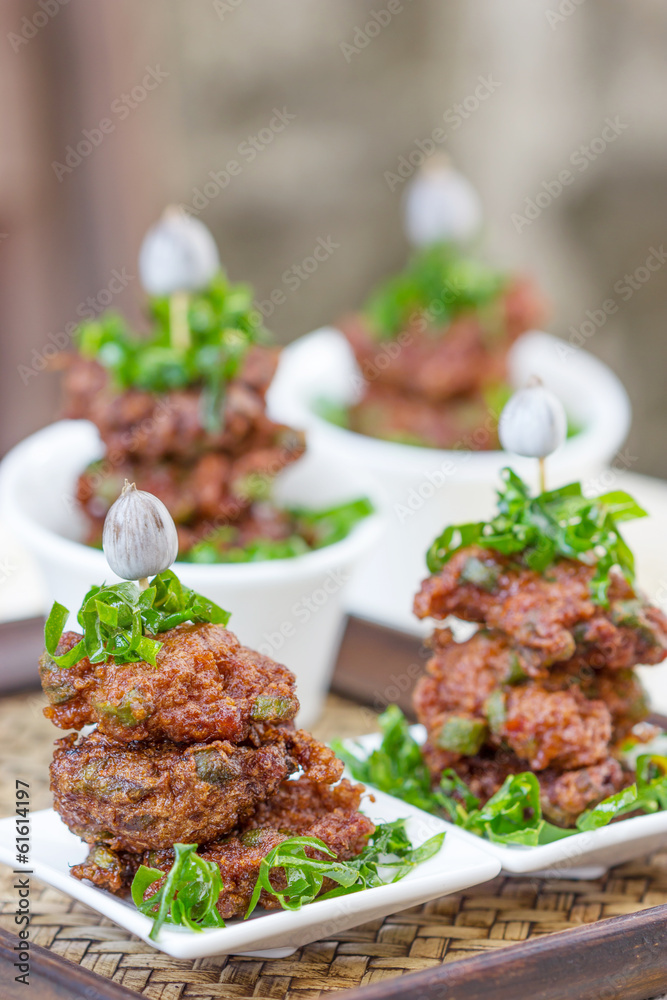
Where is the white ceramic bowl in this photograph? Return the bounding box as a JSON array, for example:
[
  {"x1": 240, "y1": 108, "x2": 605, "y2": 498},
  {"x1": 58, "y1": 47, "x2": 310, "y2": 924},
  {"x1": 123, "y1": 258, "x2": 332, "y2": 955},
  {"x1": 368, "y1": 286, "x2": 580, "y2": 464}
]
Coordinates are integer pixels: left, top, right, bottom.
[
  {"x1": 0, "y1": 420, "x2": 385, "y2": 726},
  {"x1": 267, "y1": 328, "x2": 632, "y2": 633}
]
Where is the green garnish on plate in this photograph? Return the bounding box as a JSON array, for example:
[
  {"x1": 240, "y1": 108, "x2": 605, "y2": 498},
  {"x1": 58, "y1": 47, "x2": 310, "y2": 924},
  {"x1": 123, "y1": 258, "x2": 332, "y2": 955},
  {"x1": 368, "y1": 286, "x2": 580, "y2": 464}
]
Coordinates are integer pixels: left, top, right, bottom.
[
  {"x1": 426, "y1": 467, "x2": 646, "y2": 605},
  {"x1": 44, "y1": 569, "x2": 229, "y2": 668},
  {"x1": 334, "y1": 706, "x2": 667, "y2": 846},
  {"x1": 364, "y1": 242, "x2": 507, "y2": 340},
  {"x1": 132, "y1": 843, "x2": 225, "y2": 940},
  {"x1": 132, "y1": 821, "x2": 445, "y2": 940}
]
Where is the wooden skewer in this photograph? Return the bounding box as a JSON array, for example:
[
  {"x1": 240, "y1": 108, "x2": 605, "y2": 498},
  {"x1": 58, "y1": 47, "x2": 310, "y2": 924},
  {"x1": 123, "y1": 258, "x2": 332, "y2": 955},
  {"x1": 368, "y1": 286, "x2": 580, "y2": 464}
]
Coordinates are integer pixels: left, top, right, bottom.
[
  {"x1": 169, "y1": 290, "x2": 190, "y2": 350},
  {"x1": 538, "y1": 456, "x2": 546, "y2": 494}
]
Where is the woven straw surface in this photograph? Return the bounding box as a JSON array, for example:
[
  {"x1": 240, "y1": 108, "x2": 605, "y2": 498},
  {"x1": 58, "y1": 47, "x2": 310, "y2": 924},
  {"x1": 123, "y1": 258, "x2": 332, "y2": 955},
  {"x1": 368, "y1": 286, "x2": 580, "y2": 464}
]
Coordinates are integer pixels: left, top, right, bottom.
[{"x1": 1, "y1": 689, "x2": 667, "y2": 999}]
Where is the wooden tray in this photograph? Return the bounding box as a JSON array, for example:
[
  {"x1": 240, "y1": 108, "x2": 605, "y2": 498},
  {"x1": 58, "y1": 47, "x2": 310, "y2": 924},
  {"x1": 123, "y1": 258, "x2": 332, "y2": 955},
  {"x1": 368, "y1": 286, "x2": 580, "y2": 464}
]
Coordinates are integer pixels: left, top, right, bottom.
[{"x1": 1, "y1": 615, "x2": 667, "y2": 1000}]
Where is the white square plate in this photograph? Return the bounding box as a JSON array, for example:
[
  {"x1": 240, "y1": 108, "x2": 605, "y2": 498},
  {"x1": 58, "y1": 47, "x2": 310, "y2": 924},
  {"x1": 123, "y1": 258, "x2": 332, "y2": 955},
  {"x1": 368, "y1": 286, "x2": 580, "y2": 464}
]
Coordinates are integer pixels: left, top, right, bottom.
[
  {"x1": 348, "y1": 729, "x2": 667, "y2": 879},
  {"x1": 0, "y1": 786, "x2": 500, "y2": 959}
]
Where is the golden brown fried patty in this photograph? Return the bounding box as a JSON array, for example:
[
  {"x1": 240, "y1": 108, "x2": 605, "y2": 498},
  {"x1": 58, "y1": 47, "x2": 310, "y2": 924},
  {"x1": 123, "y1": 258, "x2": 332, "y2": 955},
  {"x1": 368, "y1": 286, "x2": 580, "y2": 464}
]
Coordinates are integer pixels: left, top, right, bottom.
[
  {"x1": 62, "y1": 347, "x2": 290, "y2": 463},
  {"x1": 72, "y1": 777, "x2": 375, "y2": 918},
  {"x1": 415, "y1": 628, "x2": 649, "y2": 749},
  {"x1": 40, "y1": 623, "x2": 299, "y2": 744},
  {"x1": 152, "y1": 777, "x2": 374, "y2": 919},
  {"x1": 414, "y1": 547, "x2": 667, "y2": 671},
  {"x1": 51, "y1": 729, "x2": 297, "y2": 852},
  {"x1": 500, "y1": 685, "x2": 612, "y2": 771},
  {"x1": 340, "y1": 277, "x2": 546, "y2": 405},
  {"x1": 70, "y1": 843, "x2": 140, "y2": 894}
]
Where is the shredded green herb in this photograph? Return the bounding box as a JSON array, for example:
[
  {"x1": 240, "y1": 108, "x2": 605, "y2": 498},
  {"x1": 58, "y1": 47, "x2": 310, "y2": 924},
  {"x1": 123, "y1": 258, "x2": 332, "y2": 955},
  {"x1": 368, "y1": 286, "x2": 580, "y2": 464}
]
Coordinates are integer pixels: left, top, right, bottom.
[
  {"x1": 131, "y1": 843, "x2": 225, "y2": 940},
  {"x1": 74, "y1": 273, "x2": 267, "y2": 431},
  {"x1": 426, "y1": 467, "x2": 646, "y2": 605},
  {"x1": 336, "y1": 706, "x2": 667, "y2": 847},
  {"x1": 131, "y1": 822, "x2": 445, "y2": 939},
  {"x1": 246, "y1": 820, "x2": 444, "y2": 916},
  {"x1": 44, "y1": 569, "x2": 229, "y2": 668},
  {"x1": 364, "y1": 243, "x2": 507, "y2": 340},
  {"x1": 182, "y1": 498, "x2": 374, "y2": 564}
]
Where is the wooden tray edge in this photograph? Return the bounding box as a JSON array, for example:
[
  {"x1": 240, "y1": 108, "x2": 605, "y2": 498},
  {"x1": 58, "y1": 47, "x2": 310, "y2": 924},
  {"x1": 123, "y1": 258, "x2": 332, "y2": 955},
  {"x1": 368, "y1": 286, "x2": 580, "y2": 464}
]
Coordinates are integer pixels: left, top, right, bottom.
[
  {"x1": 0, "y1": 924, "x2": 140, "y2": 1000},
  {"x1": 340, "y1": 902, "x2": 667, "y2": 1000}
]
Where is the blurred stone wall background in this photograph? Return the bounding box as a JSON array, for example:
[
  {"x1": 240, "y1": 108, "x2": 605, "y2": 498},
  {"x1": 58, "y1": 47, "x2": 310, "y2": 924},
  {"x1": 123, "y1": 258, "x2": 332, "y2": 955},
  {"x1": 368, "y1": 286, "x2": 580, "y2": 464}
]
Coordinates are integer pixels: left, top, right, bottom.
[{"x1": 1, "y1": 0, "x2": 666, "y2": 472}]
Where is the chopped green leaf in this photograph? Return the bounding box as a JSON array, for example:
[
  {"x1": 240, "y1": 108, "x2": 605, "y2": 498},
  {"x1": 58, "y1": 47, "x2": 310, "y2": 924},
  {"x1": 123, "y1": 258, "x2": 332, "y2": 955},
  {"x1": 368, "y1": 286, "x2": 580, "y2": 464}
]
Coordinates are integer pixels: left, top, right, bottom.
[
  {"x1": 74, "y1": 274, "x2": 268, "y2": 431},
  {"x1": 337, "y1": 705, "x2": 665, "y2": 847},
  {"x1": 632, "y1": 754, "x2": 667, "y2": 813},
  {"x1": 131, "y1": 843, "x2": 225, "y2": 940},
  {"x1": 245, "y1": 821, "x2": 445, "y2": 917},
  {"x1": 132, "y1": 822, "x2": 444, "y2": 937},
  {"x1": 426, "y1": 467, "x2": 647, "y2": 605},
  {"x1": 363, "y1": 243, "x2": 507, "y2": 340},
  {"x1": 575, "y1": 785, "x2": 638, "y2": 832},
  {"x1": 181, "y1": 498, "x2": 373, "y2": 564},
  {"x1": 44, "y1": 569, "x2": 230, "y2": 668}
]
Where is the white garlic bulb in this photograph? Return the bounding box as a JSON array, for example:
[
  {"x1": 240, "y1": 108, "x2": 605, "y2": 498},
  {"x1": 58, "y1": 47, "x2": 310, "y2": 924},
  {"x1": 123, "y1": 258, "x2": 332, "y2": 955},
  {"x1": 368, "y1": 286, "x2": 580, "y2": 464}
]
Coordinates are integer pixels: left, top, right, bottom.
[
  {"x1": 404, "y1": 158, "x2": 482, "y2": 247},
  {"x1": 498, "y1": 384, "x2": 567, "y2": 459},
  {"x1": 139, "y1": 206, "x2": 220, "y2": 296},
  {"x1": 102, "y1": 482, "x2": 179, "y2": 581}
]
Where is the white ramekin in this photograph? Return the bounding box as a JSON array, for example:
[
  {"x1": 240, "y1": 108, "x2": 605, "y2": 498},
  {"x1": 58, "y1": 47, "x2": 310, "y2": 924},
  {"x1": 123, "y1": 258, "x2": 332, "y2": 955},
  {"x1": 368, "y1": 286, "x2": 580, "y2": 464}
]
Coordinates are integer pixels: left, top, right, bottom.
[
  {"x1": 267, "y1": 328, "x2": 632, "y2": 633},
  {"x1": 0, "y1": 419, "x2": 386, "y2": 726}
]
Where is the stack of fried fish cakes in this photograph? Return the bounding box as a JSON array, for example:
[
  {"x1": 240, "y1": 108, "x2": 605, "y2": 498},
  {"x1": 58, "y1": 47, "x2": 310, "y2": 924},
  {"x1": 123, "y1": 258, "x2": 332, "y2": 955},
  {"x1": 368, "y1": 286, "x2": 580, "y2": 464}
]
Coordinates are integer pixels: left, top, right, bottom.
[
  {"x1": 41, "y1": 621, "x2": 373, "y2": 917},
  {"x1": 413, "y1": 546, "x2": 667, "y2": 826},
  {"x1": 63, "y1": 346, "x2": 305, "y2": 553}
]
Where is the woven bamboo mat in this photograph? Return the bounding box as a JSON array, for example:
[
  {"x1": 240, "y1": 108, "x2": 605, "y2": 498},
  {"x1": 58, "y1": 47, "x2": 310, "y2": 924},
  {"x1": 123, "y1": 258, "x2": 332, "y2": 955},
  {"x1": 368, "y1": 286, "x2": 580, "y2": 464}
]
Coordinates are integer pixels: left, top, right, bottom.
[{"x1": 2, "y1": 689, "x2": 667, "y2": 999}]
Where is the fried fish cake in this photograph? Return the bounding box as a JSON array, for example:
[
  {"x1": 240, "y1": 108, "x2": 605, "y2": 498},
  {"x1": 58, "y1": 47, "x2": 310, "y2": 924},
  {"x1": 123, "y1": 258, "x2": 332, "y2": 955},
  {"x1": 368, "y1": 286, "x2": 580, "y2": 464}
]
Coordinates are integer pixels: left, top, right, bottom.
[
  {"x1": 73, "y1": 777, "x2": 375, "y2": 918},
  {"x1": 51, "y1": 729, "x2": 296, "y2": 852},
  {"x1": 156, "y1": 777, "x2": 374, "y2": 918},
  {"x1": 62, "y1": 347, "x2": 292, "y2": 463},
  {"x1": 414, "y1": 547, "x2": 667, "y2": 671},
  {"x1": 247, "y1": 725, "x2": 344, "y2": 786},
  {"x1": 544, "y1": 663, "x2": 649, "y2": 743},
  {"x1": 69, "y1": 843, "x2": 139, "y2": 894},
  {"x1": 498, "y1": 685, "x2": 612, "y2": 771},
  {"x1": 40, "y1": 622, "x2": 299, "y2": 744},
  {"x1": 413, "y1": 629, "x2": 527, "y2": 730},
  {"x1": 415, "y1": 629, "x2": 614, "y2": 770},
  {"x1": 415, "y1": 628, "x2": 649, "y2": 751},
  {"x1": 340, "y1": 277, "x2": 546, "y2": 404}
]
